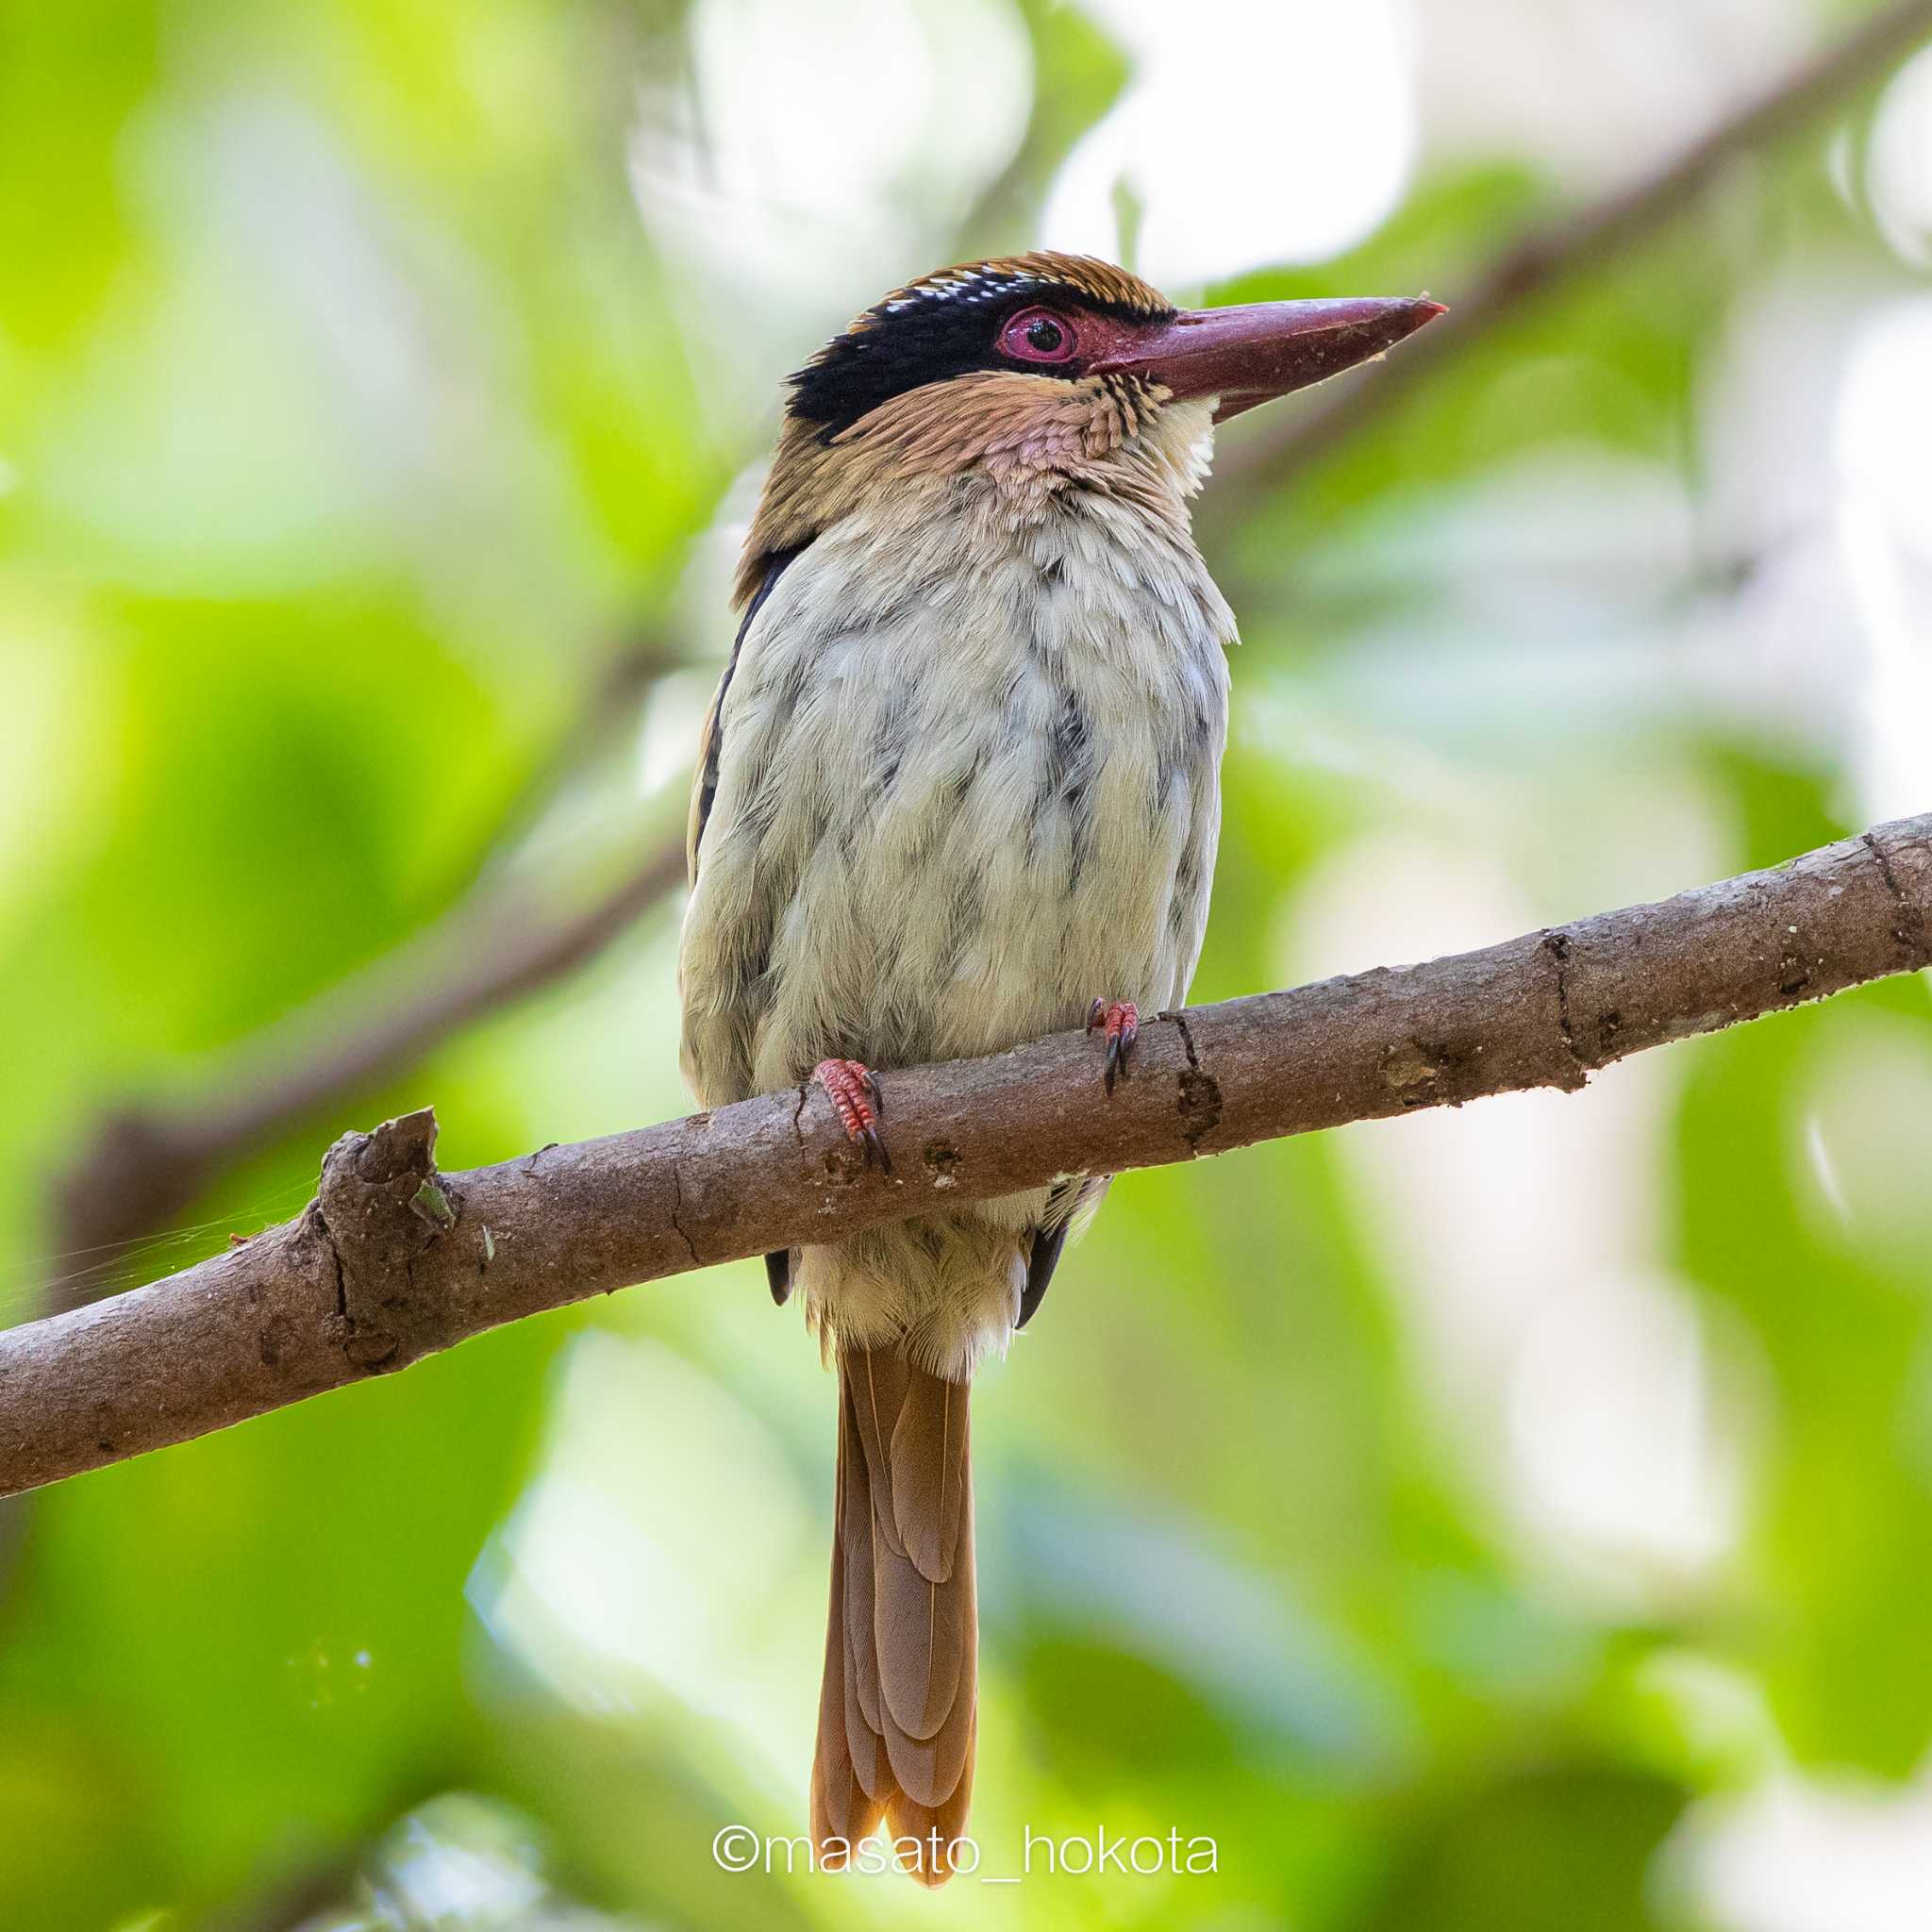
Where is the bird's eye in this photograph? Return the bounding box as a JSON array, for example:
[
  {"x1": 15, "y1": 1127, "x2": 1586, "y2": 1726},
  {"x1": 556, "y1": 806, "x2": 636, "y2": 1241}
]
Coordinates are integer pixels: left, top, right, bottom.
[{"x1": 998, "y1": 306, "x2": 1079, "y2": 364}]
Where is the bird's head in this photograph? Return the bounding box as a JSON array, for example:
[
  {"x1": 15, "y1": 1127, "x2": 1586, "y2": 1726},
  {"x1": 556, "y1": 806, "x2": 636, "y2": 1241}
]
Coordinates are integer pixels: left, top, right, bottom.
[{"x1": 739, "y1": 251, "x2": 1442, "y2": 602}]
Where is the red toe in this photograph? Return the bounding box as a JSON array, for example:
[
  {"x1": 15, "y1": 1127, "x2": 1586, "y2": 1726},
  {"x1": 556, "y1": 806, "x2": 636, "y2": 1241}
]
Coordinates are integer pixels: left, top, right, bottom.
[
  {"x1": 814, "y1": 1058, "x2": 891, "y2": 1173},
  {"x1": 1085, "y1": 1000, "x2": 1140, "y2": 1093}
]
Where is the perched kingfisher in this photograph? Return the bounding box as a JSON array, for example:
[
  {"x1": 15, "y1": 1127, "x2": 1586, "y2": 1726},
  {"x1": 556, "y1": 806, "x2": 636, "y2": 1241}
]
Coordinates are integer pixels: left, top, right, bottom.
[{"x1": 677, "y1": 253, "x2": 1441, "y2": 1882}]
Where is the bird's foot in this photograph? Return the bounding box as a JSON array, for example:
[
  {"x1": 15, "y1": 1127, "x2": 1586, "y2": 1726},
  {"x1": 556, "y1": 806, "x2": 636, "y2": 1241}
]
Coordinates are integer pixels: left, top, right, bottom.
[
  {"x1": 814, "y1": 1058, "x2": 890, "y2": 1174},
  {"x1": 1086, "y1": 999, "x2": 1140, "y2": 1094}
]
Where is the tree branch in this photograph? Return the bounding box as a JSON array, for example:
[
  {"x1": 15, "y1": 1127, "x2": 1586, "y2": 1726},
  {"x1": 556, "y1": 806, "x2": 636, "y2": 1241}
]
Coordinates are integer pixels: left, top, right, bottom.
[
  {"x1": 1210, "y1": 0, "x2": 1932, "y2": 505},
  {"x1": 6, "y1": 814, "x2": 1928, "y2": 1500}
]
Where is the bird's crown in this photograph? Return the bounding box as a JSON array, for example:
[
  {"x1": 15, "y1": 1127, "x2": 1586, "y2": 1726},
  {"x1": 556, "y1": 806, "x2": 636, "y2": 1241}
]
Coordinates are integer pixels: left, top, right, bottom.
[{"x1": 850, "y1": 253, "x2": 1173, "y2": 328}]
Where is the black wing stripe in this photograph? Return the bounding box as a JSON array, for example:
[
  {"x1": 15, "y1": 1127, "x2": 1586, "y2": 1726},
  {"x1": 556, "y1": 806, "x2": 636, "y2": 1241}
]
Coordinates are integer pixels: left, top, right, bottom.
[{"x1": 692, "y1": 544, "x2": 803, "y2": 867}]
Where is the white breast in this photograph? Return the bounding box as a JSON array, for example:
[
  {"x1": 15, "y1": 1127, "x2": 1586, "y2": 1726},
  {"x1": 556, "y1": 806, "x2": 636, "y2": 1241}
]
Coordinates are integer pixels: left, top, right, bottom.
[{"x1": 680, "y1": 460, "x2": 1233, "y2": 1111}]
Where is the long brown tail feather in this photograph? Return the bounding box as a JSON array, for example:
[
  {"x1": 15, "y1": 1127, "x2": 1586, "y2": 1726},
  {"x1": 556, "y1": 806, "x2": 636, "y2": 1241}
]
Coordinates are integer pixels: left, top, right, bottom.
[
  {"x1": 811, "y1": 1344, "x2": 977, "y2": 1887},
  {"x1": 809, "y1": 1534, "x2": 888, "y2": 1857}
]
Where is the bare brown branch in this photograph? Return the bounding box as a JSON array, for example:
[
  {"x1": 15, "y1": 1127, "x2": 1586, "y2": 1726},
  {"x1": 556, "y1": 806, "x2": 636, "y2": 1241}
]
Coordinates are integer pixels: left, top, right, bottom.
[{"x1": 6, "y1": 814, "x2": 1928, "y2": 1501}]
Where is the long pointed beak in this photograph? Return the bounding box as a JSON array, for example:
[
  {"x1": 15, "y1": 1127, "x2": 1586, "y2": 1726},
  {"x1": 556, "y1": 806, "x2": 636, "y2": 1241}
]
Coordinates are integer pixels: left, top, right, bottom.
[{"x1": 1092, "y1": 295, "x2": 1445, "y2": 421}]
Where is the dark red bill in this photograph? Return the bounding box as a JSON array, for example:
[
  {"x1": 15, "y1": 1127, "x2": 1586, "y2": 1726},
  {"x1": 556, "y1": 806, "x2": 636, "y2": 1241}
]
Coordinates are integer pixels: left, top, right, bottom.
[{"x1": 1091, "y1": 295, "x2": 1446, "y2": 420}]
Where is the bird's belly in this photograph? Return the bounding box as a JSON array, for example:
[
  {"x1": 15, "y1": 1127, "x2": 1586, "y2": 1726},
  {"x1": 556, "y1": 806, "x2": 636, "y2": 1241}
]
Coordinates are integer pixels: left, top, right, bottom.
[{"x1": 740, "y1": 638, "x2": 1224, "y2": 1093}]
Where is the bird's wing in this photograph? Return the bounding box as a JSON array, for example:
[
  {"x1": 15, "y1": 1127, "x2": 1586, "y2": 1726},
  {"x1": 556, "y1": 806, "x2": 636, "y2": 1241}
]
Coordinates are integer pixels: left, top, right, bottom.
[{"x1": 688, "y1": 545, "x2": 803, "y2": 886}]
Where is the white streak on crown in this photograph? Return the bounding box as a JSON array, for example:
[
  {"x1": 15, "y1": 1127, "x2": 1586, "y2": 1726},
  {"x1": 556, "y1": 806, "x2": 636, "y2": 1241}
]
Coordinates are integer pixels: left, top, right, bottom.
[{"x1": 879, "y1": 268, "x2": 1036, "y2": 316}]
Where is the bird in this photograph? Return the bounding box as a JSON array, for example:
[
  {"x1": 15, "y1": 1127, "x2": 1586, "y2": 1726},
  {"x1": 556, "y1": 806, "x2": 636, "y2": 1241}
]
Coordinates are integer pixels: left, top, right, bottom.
[{"x1": 677, "y1": 252, "x2": 1441, "y2": 1883}]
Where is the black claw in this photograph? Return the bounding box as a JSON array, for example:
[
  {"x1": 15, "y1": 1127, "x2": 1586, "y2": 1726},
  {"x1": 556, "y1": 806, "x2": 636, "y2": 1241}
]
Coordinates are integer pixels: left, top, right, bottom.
[
  {"x1": 1019, "y1": 1221, "x2": 1070, "y2": 1329},
  {"x1": 1086, "y1": 997, "x2": 1104, "y2": 1034},
  {"x1": 863, "y1": 1070, "x2": 884, "y2": 1117},
  {"x1": 765, "y1": 1249, "x2": 792, "y2": 1306},
  {"x1": 862, "y1": 1124, "x2": 892, "y2": 1175}
]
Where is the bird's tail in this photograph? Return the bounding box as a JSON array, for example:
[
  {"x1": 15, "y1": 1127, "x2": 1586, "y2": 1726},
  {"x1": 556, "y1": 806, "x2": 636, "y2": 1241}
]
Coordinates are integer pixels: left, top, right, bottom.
[{"x1": 810, "y1": 1342, "x2": 976, "y2": 1887}]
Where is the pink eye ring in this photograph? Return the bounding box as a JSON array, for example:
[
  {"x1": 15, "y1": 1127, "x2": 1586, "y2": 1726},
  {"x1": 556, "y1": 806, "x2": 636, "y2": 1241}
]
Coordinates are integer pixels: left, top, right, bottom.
[{"x1": 998, "y1": 306, "x2": 1079, "y2": 364}]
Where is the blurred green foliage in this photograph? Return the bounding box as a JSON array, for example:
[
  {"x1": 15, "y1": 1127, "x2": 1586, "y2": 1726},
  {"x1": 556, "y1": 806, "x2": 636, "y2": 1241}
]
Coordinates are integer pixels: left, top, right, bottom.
[{"x1": 3, "y1": 0, "x2": 1931, "y2": 1927}]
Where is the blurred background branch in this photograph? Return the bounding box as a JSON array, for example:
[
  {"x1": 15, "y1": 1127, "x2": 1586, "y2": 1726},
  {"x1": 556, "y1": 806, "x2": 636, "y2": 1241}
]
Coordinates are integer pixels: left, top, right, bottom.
[
  {"x1": 48, "y1": 825, "x2": 689, "y2": 1308},
  {"x1": 440, "y1": 629, "x2": 691, "y2": 899},
  {"x1": 1207, "y1": 0, "x2": 1932, "y2": 513},
  {"x1": 46, "y1": 635, "x2": 691, "y2": 1294}
]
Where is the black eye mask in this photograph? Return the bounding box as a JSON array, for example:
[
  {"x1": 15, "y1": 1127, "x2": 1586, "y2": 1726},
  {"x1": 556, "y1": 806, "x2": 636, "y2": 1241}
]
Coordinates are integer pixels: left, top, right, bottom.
[{"x1": 787, "y1": 275, "x2": 1174, "y2": 441}]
